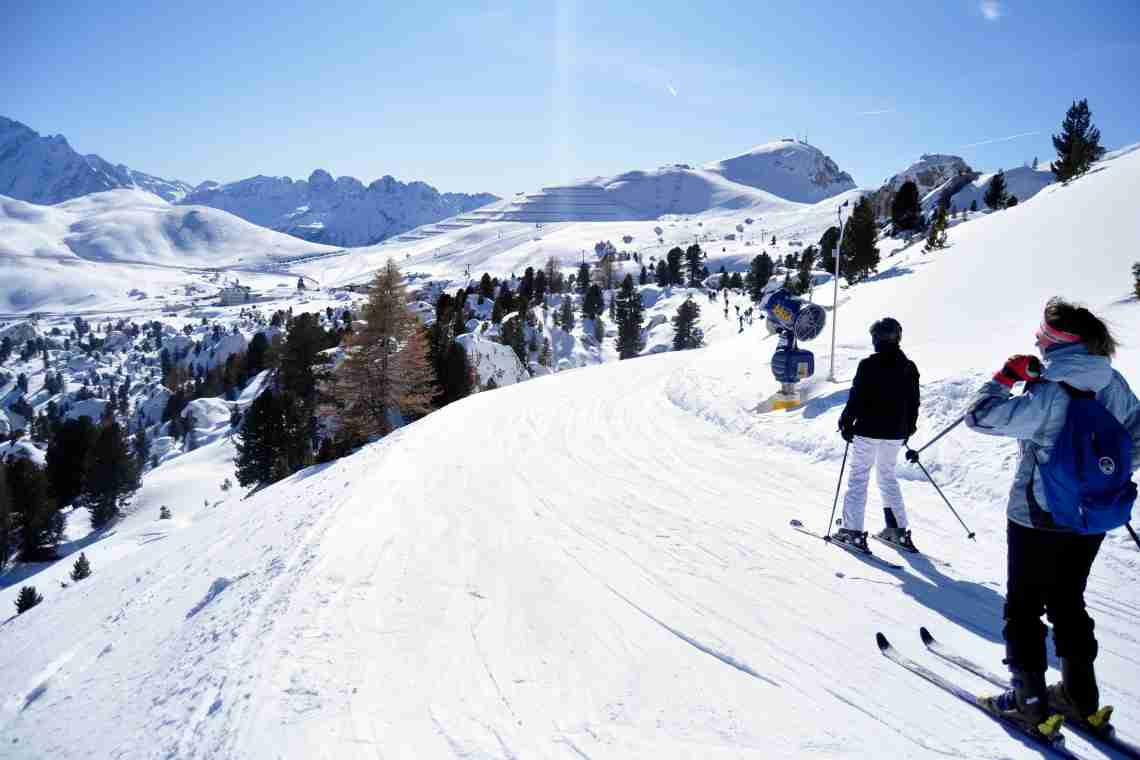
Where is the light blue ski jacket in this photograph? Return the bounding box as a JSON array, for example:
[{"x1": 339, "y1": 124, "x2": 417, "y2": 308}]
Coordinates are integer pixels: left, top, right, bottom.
[{"x1": 965, "y1": 343, "x2": 1140, "y2": 530}]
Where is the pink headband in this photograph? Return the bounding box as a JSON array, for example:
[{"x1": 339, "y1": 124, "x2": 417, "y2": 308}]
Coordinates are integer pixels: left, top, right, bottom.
[{"x1": 1036, "y1": 321, "x2": 1081, "y2": 348}]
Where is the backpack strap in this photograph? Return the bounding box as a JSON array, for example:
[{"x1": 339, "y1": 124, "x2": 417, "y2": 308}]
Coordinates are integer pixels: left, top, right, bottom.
[{"x1": 1059, "y1": 381, "x2": 1095, "y2": 400}]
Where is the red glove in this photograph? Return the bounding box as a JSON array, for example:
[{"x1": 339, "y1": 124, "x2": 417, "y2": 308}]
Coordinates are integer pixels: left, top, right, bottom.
[{"x1": 994, "y1": 354, "x2": 1042, "y2": 387}]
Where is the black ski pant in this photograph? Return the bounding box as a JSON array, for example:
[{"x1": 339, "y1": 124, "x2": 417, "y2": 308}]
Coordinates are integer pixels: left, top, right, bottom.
[{"x1": 1003, "y1": 520, "x2": 1104, "y2": 674}]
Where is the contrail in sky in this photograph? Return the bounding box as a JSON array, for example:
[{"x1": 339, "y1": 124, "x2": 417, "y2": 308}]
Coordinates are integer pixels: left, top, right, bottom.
[{"x1": 961, "y1": 130, "x2": 1040, "y2": 148}]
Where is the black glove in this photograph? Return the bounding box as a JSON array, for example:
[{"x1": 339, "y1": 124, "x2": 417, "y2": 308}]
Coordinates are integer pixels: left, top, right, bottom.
[
  {"x1": 905, "y1": 448, "x2": 919, "y2": 464},
  {"x1": 839, "y1": 424, "x2": 854, "y2": 443}
]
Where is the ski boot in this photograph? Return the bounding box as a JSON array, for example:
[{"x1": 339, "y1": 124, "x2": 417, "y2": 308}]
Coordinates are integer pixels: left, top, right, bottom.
[
  {"x1": 876, "y1": 527, "x2": 919, "y2": 552},
  {"x1": 980, "y1": 670, "x2": 1064, "y2": 738},
  {"x1": 832, "y1": 528, "x2": 870, "y2": 553},
  {"x1": 1048, "y1": 660, "x2": 1114, "y2": 733}
]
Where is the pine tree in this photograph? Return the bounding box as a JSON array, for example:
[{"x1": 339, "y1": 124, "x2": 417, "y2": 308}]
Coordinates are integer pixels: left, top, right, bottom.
[
  {"x1": 279, "y1": 312, "x2": 329, "y2": 403},
  {"x1": 0, "y1": 463, "x2": 11, "y2": 570},
  {"x1": 15, "y1": 585, "x2": 42, "y2": 614},
  {"x1": 159, "y1": 505, "x2": 172, "y2": 520},
  {"x1": 539, "y1": 337, "x2": 553, "y2": 368},
  {"x1": 234, "y1": 389, "x2": 285, "y2": 488},
  {"x1": 746, "y1": 253, "x2": 774, "y2": 302},
  {"x1": 501, "y1": 314, "x2": 528, "y2": 366},
  {"x1": 133, "y1": 428, "x2": 149, "y2": 477},
  {"x1": 730, "y1": 272, "x2": 744, "y2": 289},
  {"x1": 8, "y1": 458, "x2": 61, "y2": 561},
  {"x1": 654, "y1": 260, "x2": 669, "y2": 286},
  {"x1": 984, "y1": 170, "x2": 1008, "y2": 210},
  {"x1": 558, "y1": 295, "x2": 575, "y2": 331},
  {"x1": 519, "y1": 267, "x2": 535, "y2": 303},
  {"x1": 819, "y1": 226, "x2": 840, "y2": 273},
  {"x1": 326, "y1": 260, "x2": 439, "y2": 439},
  {"x1": 46, "y1": 416, "x2": 96, "y2": 508},
  {"x1": 533, "y1": 269, "x2": 547, "y2": 302},
  {"x1": 672, "y1": 298, "x2": 703, "y2": 350},
  {"x1": 83, "y1": 420, "x2": 138, "y2": 528},
  {"x1": 582, "y1": 284, "x2": 604, "y2": 321},
  {"x1": 685, "y1": 244, "x2": 704, "y2": 285},
  {"x1": 479, "y1": 272, "x2": 495, "y2": 298},
  {"x1": 1051, "y1": 99, "x2": 1105, "y2": 182},
  {"x1": 614, "y1": 275, "x2": 645, "y2": 359},
  {"x1": 596, "y1": 256, "x2": 616, "y2": 291},
  {"x1": 666, "y1": 247, "x2": 685, "y2": 286},
  {"x1": 890, "y1": 180, "x2": 923, "y2": 232},
  {"x1": 639, "y1": 266, "x2": 649, "y2": 285},
  {"x1": 70, "y1": 552, "x2": 91, "y2": 581},
  {"x1": 970, "y1": 199, "x2": 978, "y2": 212},
  {"x1": 796, "y1": 246, "x2": 817, "y2": 293},
  {"x1": 840, "y1": 197, "x2": 880, "y2": 284},
  {"x1": 924, "y1": 204, "x2": 949, "y2": 251},
  {"x1": 438, "y1": 341, "x2": 473, "y2": 405},
  {"x1": 576, "y1": 261, "x2": 591, "y2": 293}
]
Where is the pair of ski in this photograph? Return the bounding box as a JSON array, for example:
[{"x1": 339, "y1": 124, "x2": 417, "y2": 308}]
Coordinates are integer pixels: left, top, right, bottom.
[
  {"x1": 879, "y1": 627, "x2": 1137, "y2": 759},
  {"x1": 789, "y1": 518, "x2": 908, "y2": 570}
]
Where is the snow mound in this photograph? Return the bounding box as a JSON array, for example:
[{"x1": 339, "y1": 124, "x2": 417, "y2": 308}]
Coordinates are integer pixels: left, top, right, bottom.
[{"x1": 456, "y1": 332, "x2": 529, "y2": 388}]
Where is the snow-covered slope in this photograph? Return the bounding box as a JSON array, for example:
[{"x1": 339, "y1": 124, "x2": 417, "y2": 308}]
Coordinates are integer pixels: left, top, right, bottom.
[
  {"x1": 181, "y1": 170, "x2": 498, "y2": 247},
  {"x1": 2, "y1": 144, "x2": 1138, "y2": 758},
  {"x1": 934, "y1": 164, "x2": 1055, "y2": 212},
  {"x1": 0, "y1": 116, "x2": 192, "y2": 204},
  {"x1": 0, "y1": 189, "x2": 338, "y2": 312},
  {"x1": 484, "y1": 140, "x2": 854, "y2": 225}
]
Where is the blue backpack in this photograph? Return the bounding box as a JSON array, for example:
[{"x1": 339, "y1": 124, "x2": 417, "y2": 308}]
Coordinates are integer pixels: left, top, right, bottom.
[{"x1": 1037, "y1": 383, "x2": 1137, "y2": 534}]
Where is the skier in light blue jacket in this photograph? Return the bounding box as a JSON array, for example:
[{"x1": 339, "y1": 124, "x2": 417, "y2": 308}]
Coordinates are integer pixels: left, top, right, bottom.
[{"x1": 965, "y1": 298, "x2": 1140, "y2": 732}]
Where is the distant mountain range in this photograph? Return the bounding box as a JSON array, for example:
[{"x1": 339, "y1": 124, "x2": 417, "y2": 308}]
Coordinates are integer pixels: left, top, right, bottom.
[
  {"x1": 0, "y1": 116, "x2": 194, "y2": 204},
  {"x1": 0, "y1": 115, "x2": 498, "y2": 247}
]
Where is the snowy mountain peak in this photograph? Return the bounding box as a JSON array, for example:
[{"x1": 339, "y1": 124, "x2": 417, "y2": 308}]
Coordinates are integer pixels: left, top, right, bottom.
[
  {"x1": 883, "y1": 154, "x2": 974, "y2": 194},
  {"x1": 0, "y1": 115, "x2": 194, "y2": 204},
  {"x1": 701, "y1": 139, "x2": 857, "y2": 203},
  {"x1": 182, "y1": 171, "x2": 499, "y2": 247}
]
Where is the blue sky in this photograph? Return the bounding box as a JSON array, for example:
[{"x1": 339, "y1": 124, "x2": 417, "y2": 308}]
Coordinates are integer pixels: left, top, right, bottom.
[{"x1": 6, "y1": 1, "x2": 1139, "y2": 197}]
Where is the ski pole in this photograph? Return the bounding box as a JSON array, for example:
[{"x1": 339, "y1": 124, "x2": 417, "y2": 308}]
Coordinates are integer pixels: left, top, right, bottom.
[
  {"x1": 913, "y1": 459, "x2": 976, "y2": 540},
  {"x1": 1126, "y1": 523, "x2": 1140, "y2": 552},
  {"x1": 906, "y1": 415, "x2": 966, "y2": 462},
  {"x1": 826, "y1": 441, "x2": 850, "y2": 539}
]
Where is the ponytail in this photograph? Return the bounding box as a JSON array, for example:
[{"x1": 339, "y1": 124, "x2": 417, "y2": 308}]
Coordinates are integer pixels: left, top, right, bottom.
[{"x1": 1043, "y1": 297, "x2": 1118, "y2": 357}]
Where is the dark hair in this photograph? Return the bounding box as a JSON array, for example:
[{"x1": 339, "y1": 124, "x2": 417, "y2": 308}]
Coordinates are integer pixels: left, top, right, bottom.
[{"x1": 1044, "y1": 297, "x2": 1117, "y2": 357}]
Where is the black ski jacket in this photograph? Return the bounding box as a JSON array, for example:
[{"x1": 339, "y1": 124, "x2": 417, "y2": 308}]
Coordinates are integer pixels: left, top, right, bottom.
[{"x1": 839, "y1": 346, "x2": 920, "y2": 441}]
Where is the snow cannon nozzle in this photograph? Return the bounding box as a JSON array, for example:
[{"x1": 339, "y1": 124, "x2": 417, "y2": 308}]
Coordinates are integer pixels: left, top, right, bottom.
[{"x1": 763, "y1": 288, "x2": 827, "y2": 342}]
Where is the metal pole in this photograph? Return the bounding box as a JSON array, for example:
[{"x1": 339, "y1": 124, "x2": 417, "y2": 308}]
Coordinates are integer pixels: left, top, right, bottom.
[
  {"x1": 825, "y1": 441, "x2": 850, "y2": 539},
  {"x1": 827, "y1": 203, "x2": 845, "y2": 381},
  {"x1": 913, "y1": 415, "x2": 966, "y2": 456},
  {"x1": 914, "y1": 460, "x2": 976, "y2": 540}
]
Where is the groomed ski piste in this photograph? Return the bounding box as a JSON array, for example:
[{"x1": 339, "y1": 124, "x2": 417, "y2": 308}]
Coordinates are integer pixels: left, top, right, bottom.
[{"x1": 2, "y1": 144, "x2": 1140, "y2": 759}]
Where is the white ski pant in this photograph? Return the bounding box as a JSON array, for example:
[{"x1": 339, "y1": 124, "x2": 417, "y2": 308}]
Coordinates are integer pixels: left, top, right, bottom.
[{"x1": 841, "y1": 435, "x2": 908, "y2": 532}]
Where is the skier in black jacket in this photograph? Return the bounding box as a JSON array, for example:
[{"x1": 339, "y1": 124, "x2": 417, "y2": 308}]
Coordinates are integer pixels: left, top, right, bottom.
[{"x1": 834, "y1": 318, "x2": 921, "y2": 552}]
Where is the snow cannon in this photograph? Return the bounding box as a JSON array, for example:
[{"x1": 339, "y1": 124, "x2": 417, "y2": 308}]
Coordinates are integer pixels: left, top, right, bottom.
[
  {"x1": 758, "y1": 281, "x2": 827, "y2": 411},
  {"x1": 762, "y1": 289, "x2": 827, "y2": 342}
]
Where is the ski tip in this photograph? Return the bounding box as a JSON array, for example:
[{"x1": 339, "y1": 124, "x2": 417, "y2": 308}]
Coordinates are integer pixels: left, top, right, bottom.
[
  {"x1": 919, "y1": 626, "x2": 934, "y2": 645},
  {"x1": 789, "y1": 519, "x2": 803, "y2": 527},
  {"x1": 875, "y1": 632, "x2": 890, "y2": 651}
]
